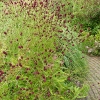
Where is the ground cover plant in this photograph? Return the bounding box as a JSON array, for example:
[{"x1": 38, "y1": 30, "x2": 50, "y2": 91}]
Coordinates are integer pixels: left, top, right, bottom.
[{"x1": 0, "y1": 0, "x2": 89, "y2": 100}]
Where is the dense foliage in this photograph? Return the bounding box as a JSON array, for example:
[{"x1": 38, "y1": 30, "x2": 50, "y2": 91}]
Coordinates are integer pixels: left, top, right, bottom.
[{"x1": 2, "y1": 0, "x2": 100, "y2": 99}]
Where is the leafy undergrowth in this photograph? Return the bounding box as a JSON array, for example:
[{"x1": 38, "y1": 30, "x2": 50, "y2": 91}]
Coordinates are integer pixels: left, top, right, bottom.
[
  {"x1": 78, "y1": 31, "x2": 100, "y2": 56},
  {"x1": 0, "y1": 0, "x2": 89, "y2": 100}
]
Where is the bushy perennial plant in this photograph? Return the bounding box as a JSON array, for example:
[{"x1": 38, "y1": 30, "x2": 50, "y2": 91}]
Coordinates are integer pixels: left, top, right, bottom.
[{"x1": 0, "y1": 0, "x2": 89, "y2": 100}]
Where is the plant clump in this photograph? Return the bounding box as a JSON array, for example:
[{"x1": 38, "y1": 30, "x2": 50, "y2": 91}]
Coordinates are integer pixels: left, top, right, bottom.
[{"x1": 0, "y1": 0, "x2": 89, "y2": 100}]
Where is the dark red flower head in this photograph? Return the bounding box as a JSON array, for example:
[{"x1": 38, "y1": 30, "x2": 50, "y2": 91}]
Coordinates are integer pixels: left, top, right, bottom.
[
  {"x1": 4, "y1": 32, "x2": 7, "y2": 35},
  {"x1": 0, "y1": 70, "x2": 4, "y2": 76},
  {"x1": 3, "y1": 51, "x2": 7, "y2": 55},
  {"x1": 16, "y1": 76, "x2": 20, "y2": 80}
]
